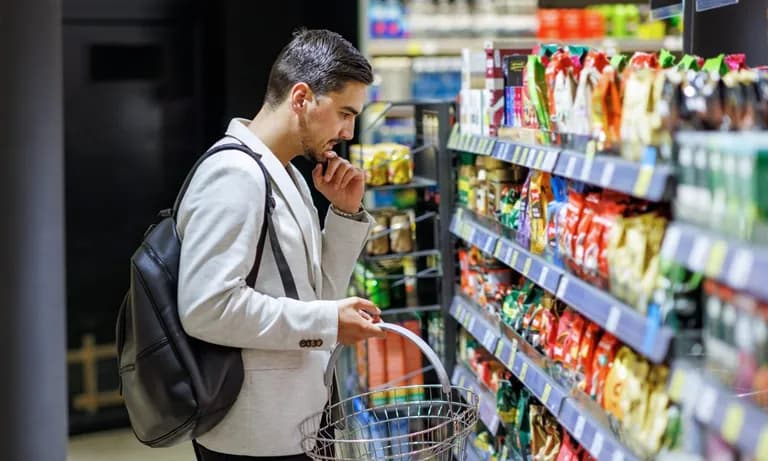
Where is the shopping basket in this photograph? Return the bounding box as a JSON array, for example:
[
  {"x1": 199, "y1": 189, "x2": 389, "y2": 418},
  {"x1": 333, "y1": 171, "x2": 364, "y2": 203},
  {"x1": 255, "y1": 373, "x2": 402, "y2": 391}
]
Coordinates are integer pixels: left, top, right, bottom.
[{"x1": 299, "y1": 322, "x2": 479, "y2": 460}]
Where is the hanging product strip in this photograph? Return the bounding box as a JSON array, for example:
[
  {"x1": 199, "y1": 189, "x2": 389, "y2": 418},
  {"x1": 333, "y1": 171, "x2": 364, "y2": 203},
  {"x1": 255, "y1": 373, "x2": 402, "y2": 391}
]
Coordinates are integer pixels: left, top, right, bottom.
[{"x1": 449, "y1": 39, "x2": 768, "y2": 461}]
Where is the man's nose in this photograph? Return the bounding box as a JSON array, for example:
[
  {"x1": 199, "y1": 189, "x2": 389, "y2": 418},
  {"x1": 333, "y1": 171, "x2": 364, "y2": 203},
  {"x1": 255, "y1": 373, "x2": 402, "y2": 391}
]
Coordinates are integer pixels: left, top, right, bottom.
[{"x1": 340, "y1": 119, "x2": 355, "y2": 140}]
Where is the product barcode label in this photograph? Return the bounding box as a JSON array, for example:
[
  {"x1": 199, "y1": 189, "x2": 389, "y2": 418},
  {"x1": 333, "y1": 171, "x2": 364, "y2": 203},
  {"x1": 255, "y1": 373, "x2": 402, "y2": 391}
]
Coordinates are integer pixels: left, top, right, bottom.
[
  {"x1": 590, "y1": 433, "x2": 604, "y2": 457},
  {"x1": 556, "y1": 277, "x2": 570, "y2": 300},
  {"x1": 660, "y1": 226, "x2": 682, "y2": 259},
  {"x1": 688, "y1": 236, "x2": 711, "y2": 271},
  {"x1": 728, "y1": 249, "x2": 753, "y2": 289},
  {"x1": 696, "y1": 386, "x2": 718, "y2": 424},
  {"x1": 565, "y1": 156, "x2": 577, "y2": 178},
  {"x1": 574, "y1": 416, "x2": 586, "y2": 439},
  {"x1": 539, "y1": 267, "x2": 550, "y2": 287},
  {"x1": 600, "y1": 163, "x2": 615, "y2": 188},
  {"x1": 605, "y1": 306, "x2": 621, "y2": 334}
]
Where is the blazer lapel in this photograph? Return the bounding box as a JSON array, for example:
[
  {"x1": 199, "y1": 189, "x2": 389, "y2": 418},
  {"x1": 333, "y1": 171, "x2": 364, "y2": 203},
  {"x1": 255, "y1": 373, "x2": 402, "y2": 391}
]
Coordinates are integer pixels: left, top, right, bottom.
[
  {"x1": 224, "y1": 120, "x2": 317, "y2": 289},
  {"x1": 288, "y1": 165, "x2": 323, "y2": 298}
]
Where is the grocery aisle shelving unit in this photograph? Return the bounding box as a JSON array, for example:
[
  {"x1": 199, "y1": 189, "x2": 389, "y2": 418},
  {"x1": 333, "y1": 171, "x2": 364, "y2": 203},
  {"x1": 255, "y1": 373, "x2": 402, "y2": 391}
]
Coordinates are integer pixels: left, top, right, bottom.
[
  {"x1": 450, "y1": 295, "x2": 644, "y2": 461},
  {"x1": 445, "y1": 124, "x2": 667, "y2": 460},
  {"x1": 445, "y1": 120, "x2": 768, "y2": 460},
  {"x1": 343, "y1": 100, "x2": 459, "y2": 396}
]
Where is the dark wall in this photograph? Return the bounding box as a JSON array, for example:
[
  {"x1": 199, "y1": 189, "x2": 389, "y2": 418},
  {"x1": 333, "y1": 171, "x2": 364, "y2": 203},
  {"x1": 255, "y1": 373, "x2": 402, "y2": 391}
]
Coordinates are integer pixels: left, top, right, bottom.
[
  {"x1": 684, "y1": 0, "x2": 768, "y2": 67},
  {"x1": 64, "y1": 0, "x2": 359, "y2": 433}
]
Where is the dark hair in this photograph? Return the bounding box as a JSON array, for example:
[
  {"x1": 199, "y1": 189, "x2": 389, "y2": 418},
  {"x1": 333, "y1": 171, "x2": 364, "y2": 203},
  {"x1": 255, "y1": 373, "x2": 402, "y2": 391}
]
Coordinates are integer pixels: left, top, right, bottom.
[{"x1": 264, "y1": 28, "x2": 373, "y2": 108}]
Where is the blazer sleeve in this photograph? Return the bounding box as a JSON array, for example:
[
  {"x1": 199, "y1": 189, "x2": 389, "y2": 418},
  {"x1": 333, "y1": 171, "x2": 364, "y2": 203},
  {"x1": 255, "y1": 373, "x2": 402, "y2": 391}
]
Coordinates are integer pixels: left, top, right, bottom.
[
  {"x1": 320, "y1": 209, "x2": 373, "y2": 300},
  {"x1": 176, "y1": 152, "x2": 338, "y2": 350}
]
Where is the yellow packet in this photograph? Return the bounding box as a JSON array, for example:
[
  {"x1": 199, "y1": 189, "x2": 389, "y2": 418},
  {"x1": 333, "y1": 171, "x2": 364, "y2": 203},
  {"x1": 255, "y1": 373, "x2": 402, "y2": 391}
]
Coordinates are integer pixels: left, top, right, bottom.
[{"x1": 640, "y1": 365, "x2": 670, "y2": 453}]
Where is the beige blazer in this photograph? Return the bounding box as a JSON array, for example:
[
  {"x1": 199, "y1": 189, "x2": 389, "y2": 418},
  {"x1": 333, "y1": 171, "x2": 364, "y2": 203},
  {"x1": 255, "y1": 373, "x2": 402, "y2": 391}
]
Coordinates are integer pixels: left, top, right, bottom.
[{"x1": 176, "y1": 118, "x2": 372, "y2": 456}]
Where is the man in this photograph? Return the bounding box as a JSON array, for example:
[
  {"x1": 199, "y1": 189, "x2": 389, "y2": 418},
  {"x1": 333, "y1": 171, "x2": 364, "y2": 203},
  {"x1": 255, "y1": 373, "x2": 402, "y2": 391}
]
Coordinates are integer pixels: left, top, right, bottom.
[{"x1": 176, "y1": 29, "x2": 385, "y2": 460}]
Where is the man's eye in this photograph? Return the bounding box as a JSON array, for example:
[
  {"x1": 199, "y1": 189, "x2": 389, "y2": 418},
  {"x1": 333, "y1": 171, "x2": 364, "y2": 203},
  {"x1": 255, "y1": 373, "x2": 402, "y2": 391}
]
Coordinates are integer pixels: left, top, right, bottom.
[{"x1": 342, "y1": 112, "x2": 352, "y2": 120}]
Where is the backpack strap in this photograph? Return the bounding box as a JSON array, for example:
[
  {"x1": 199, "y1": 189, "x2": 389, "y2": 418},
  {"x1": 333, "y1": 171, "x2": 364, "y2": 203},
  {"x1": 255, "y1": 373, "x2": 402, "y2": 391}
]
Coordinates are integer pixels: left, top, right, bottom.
[{"x1": 172, "y1": 142, "x2": 298, "y2": 298}]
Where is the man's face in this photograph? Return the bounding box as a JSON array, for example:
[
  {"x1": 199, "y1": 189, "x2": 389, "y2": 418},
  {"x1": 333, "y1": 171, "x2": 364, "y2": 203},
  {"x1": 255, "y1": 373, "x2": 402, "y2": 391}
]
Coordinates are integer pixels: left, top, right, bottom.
[{"x1": 298, "y1": 81, "x2": 367, "y2": 163}]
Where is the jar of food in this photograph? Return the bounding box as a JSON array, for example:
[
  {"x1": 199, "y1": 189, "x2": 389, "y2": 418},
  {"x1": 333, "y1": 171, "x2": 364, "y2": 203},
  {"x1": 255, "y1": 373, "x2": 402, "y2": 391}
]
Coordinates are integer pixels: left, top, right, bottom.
[
  {"x1": 389, "y1": 212, "x2": 413, "y2": 254},
  {"x1": 366, "y1": 213, "x2": 390, "y2": 255}
]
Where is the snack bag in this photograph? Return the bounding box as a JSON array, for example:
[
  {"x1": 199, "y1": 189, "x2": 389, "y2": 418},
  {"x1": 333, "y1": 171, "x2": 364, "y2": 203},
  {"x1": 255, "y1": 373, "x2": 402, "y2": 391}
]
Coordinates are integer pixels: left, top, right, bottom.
[
  {"x1": 556, "y1": 433, "x2": 584, "y2": 461},
  {"x1": 703, "y1": 54, "x2": 729, "y2": 76},
  {"x1": 529, "y1": 172, "x2": 554, "y2": 255},
  {"x1": 550, "y1": 308, "x2": 576, "y2": 362},
  {"x1": 547, "y1": 51, "x2": 578, "y2": 132},
  {"x1": 516, "y1": 174, "x2": 533, "y2": 250},
  {"x1": 568, "y1": 51, "x2": 609, "y2": 135},
  {"x1": 590, "y1": 333, "x2": 620, "y2": 405},
  {"x1": 640, "y1": 365, "x2": 671, "y2": 453},
  {"x1": 597, "y1": 199, "x2": 627, "y2": 289},
  {"x1": 561, "y1": 190, "x2": 586, "y2": 269},
  {"x1": 573, "y1": 193, "x2": 600, "y2": 275},
  {"x1": 576, "y1": 321, "x2": 602, "y2": 393},
  {"x1": 659, "y1": 49, "x2": 677, "y2": 69},
  {"x1": 498, "y1": 379, "x2": 519, "y2": 424},
  {"x1": 677, "y1": 54, "x2": 704, "y2": 71},
  {"x1": 563, "y1": 313, "x2": 586, "y2": 373},
  {"x1": 621, "y1": 350, "x2": 651, "y2": 433},
  {"x1": 537, "y1": 412, "x2": 563, "y2": 461},
  {"x1": 725, "y1": 53, "x2": 747, "y2": 71},
  {"x1": 610, "y1": 53, "x2": 629, "y2": 73},
  {"x1": 592, "y1": 66, "x2": 623, "y2": 151},
  {"x1": 527, "y1": 55, "x2": 551, "y2": 131},
  {"x1": 621, "y1": 68, "x2": 657, "y2": 162}
]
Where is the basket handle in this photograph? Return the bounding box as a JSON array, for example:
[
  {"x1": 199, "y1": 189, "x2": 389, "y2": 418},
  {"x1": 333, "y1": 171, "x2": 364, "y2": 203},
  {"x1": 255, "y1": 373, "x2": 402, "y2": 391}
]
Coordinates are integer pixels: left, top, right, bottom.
[{"x1": 324, "y1": 322, "x2": 452, "y2": 395}]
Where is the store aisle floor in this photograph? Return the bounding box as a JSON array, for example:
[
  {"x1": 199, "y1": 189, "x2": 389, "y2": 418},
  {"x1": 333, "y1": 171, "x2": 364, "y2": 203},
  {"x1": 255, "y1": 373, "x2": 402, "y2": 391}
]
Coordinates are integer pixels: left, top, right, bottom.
[{"x1": 68, "y1": 428, "x2": 193, "y2": 461}]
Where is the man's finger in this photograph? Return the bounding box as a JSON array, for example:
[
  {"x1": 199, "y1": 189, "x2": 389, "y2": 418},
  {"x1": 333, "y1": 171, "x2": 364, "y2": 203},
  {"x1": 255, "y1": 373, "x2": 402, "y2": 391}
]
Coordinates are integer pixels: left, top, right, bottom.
[
  {"x1": 368, "y1": 323, "x2": 386, "y2": 339},
  {"x1": 339, "y1": 167, "x2": 358, "y2": 190},
  {"x1": 312, "y1": 164, "x2": 323, "y2": 182},
  {"x1": 324, "y1": 158, "x2": 342, "y2": 183},
  {"x1": 334, "y1": 165, "x2": 355, "y2": 190}
]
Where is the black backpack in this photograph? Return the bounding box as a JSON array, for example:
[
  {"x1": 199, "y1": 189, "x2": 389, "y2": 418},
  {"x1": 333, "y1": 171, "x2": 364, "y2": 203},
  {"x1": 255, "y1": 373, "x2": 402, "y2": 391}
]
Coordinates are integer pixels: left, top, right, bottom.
[{"x1": 116, "y1": 142, "x2": 298, "y2": 447}]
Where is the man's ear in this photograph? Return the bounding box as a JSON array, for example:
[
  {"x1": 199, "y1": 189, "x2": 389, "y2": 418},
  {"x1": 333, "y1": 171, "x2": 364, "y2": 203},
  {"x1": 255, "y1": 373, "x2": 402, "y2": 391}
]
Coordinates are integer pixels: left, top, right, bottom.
[{"x1": 290, "y1": 82, "x2": 313, "y2": 113}]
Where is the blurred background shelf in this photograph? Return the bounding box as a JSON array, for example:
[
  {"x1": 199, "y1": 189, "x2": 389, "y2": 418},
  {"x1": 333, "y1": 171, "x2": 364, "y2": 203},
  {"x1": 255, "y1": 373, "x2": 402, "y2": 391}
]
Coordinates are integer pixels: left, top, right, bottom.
[{"x1": 369, "y1": 36, "x2": 682, "y2": 56}]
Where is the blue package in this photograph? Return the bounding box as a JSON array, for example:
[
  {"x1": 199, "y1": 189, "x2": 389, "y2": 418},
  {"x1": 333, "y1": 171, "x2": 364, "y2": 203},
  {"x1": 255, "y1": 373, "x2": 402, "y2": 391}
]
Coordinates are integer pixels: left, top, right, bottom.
[{"x1": 388, "y1": 418, "x2": 411, "y2": 460}]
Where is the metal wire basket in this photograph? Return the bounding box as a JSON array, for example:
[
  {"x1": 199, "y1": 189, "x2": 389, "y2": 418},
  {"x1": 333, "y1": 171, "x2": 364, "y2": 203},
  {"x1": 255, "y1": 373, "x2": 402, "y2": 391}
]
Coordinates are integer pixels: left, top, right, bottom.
[{"x1": 299, "y1": 322, "x2": 479, "y2": 460}]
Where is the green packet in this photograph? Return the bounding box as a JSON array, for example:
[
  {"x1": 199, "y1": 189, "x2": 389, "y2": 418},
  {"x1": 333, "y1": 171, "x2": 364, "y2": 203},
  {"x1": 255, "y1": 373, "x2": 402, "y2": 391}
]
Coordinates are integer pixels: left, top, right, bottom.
[
  {"x1": 677, "y1": 54, "x2": 702, "y2": 71},
  {"x1": 703, "y1": 54, "x2": 728, "y2": 76},
  {"x1": 526, "y1": 55, "x2": 551, "y2": 131},
  {"x1": 659, "y1": 49, "x2": 677, "y2": 68},
  {"x1": 610, "y1": 53, "x2": 629, "y2": 72}
]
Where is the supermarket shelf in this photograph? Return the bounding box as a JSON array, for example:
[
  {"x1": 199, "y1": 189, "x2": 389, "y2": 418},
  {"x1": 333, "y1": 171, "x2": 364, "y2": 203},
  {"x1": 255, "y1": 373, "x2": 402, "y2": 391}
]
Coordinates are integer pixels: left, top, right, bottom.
[
  {"x1": 554, "y1": 150, "x2": 675, "y2": 201},
  {"x1": 448, "y1": 128, "x2": 498, "y2": 156},
  {"x1": 660, "y1": 222, "x2": 768, "y2": 302},
  {"x1": 449, "y1": 295, "x2": 500, "y2": 354},
  {"x1": 492, "y1": 140, "x2": 561, "y2": 173},
  {"x1": 379, "y1": 305, "x2": 442, "y2": 317},
  {"x1": 368, "y1": 37, "x2": 682, "y2": 57},
  {"x1": 366, "y1": 176, "x2": 438, "y2": 192},
  {"x1": 448, "y1": 127, "x2": 675, "y2": 201},
  {"x1": 465, "y1": 434, "x2": 485, "y2": 461},
  {"x1": 451, "y1": 207, "x2": 674, "y2": 363},
  {"x1": 452, "y1": 294, "x2": 642, "y2": 461},
  {"x1": 452, "y1": 363, "x2": 501, "y2": 436},
  {"x1": 667, "y1": 360, "x2": 768, "y2": 461},
  {"x1": 363, "y1": 248, "x2": 442, "y2": 263}
]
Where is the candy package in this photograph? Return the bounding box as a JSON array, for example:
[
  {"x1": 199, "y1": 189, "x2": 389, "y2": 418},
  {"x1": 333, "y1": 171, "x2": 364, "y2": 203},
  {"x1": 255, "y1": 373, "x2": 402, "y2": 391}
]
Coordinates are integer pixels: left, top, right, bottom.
[
  {"x1": 569, "y1": 51, "x2": 609, "y2": 135},
  {"x1": 592, "y1": 66, "x2": 622, "y2": 151},
  {"x1": 526, "y1": 55, "x2": 551, "y2": 131},
  {"x1": 590, "y1": 333, "x2": 620, "y2": 405},
  {"x1": 529, "y1": 172, "x2": 554, "y2": 255}
]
